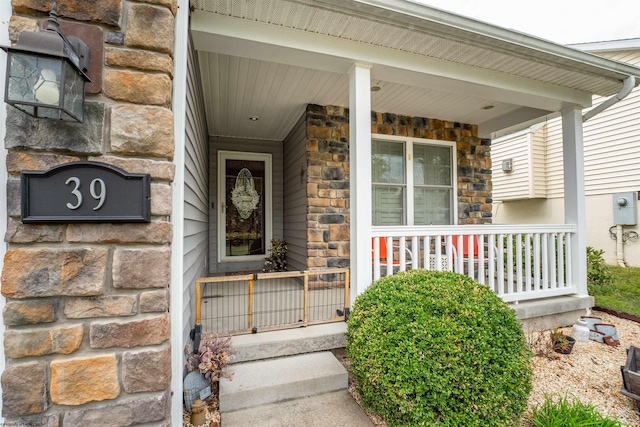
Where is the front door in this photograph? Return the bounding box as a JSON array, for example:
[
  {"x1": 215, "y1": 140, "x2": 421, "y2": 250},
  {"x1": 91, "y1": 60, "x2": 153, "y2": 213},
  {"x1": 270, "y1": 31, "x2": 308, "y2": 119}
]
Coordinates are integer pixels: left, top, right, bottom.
[{"x1": 218, "y1": 151, "x2": 272, "y2": 263}]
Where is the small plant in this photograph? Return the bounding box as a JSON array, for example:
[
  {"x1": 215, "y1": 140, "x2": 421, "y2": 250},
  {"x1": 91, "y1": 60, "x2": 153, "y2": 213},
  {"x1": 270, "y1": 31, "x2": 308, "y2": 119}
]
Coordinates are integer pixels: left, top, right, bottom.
[
  {"x1": 549, "y1": 329, "x2": 574, "y2": 354},
  {"x1": 184, "y1": 334, "x2": 235, "y2": 384},
  {"x1": 530, "y1": 395, "x2": 623, "y2": 427},
  {"x1": 264, "y1": 239, "x2": 287, "y2": 272},
  {"x1": 527, "y1": 329, "x2": 557, "y2": 360},
  {"x1": 587, "y1": 247, "x2": 617, "y2": 294}
]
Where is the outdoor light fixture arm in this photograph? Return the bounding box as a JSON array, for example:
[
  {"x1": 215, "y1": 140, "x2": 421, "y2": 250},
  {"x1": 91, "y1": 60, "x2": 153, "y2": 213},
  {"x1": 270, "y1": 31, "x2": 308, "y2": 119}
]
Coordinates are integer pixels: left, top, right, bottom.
[{"x1": 45, "y1": 2, "x2": 90, "y2": 75}]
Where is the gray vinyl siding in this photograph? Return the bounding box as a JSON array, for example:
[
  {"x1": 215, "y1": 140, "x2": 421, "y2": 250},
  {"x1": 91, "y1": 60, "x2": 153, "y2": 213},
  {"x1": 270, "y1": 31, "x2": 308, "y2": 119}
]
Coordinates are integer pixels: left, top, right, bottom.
[
  {"x1": 183, "y1": 36, "x2": 210, "y2": 342},
  {"x1": 209, "y1": 138, "x2": 284, "y2": 273},
  {"x1": 283, "y1": 114, "x2": 307, "y2": 271}
]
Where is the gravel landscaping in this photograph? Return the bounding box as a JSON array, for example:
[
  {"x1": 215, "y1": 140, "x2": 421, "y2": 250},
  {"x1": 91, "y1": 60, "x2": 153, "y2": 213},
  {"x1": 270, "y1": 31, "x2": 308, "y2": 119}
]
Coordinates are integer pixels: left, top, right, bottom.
[{"x1": 339, "y1": 310, "x2": 640, "y2": 427}]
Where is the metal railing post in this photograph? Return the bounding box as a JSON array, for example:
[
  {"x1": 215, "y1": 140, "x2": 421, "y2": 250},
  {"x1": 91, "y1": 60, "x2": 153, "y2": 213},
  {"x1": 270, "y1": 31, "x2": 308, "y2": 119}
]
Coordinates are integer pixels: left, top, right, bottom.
[
  {"x1": 248, "y1": 277, "x2": 254, "y2": 331},
  {"x1": 303, "y1": 271, "x2": 309, "y2": 325}
]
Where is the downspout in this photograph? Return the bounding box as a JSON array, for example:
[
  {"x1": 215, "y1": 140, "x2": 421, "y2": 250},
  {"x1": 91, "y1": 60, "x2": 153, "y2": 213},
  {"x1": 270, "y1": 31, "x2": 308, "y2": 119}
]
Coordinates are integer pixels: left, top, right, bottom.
[
  {"x1": 616, "y1": 225, "x2": 626, "y2": 267},
  {"x1": 582, "y1": 75, "x2": 635, "y2": 267},
  {"x1": 582, "y1": 75, "x2": 635, "y2": 122}
]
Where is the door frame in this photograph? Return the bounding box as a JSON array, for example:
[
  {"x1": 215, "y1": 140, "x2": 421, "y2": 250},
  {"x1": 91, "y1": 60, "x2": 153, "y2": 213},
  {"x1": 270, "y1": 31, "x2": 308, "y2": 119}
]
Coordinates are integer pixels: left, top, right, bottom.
[{"x1": 217, "y1": 150, "x2": 273, "y2": 263}]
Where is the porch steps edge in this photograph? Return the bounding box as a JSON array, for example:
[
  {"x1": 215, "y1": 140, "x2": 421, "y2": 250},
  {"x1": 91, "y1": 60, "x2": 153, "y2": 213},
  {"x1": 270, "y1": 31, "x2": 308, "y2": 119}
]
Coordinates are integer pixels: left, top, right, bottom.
[
  {"x1": 230, "y1": 322, "x2": 347, "y2": 364},
  {"x1": 219, "y1": 351, "x2": 348, "y2": 412},
  {"x1": 513, "y1": 295, "x2": 594, "y2": 332}
]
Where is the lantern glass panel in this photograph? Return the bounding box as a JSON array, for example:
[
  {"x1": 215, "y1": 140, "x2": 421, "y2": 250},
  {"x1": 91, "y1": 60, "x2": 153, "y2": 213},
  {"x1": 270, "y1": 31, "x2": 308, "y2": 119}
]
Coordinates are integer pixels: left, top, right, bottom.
[
  {"x1": 7, "y1": 52, "x2": 38, "y2": 103},
  {"x1": 7, "y1": 52, "x2": 62, "y2": 107},
  {"x1": 33, "y1": 57, "x2": 63, "y2": 106},
  {"x1": 64, "y1": 62, "x2": 84, "y2": 121}
]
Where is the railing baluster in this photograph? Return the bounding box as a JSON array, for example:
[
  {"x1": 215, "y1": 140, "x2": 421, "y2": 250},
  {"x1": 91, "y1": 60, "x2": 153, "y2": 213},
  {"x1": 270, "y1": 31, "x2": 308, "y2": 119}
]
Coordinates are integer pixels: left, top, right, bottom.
[
  {"x1": 525, "y1": 233, "x2": 532, "y2": 292},
  {"x1": 496, "y1": 234, "x2": 505, "y2": 296},
  {"x1": 455, "y1": 234, "x2": 463, "y2": 274},
  {"x1": 488, "y1": 234, "x2": 496, "y2": 292},
  {"x1": 399, "y1": 236, "x2": 406, "y2": 272},
  {"x1": 423, "y1": 236, "x2": 431, "y2": 270},
  {"x1": 557, "y1": 233, "x2": 565, "y2": 288},
  {"x1": 467, "y1": 234, "x2": 474, "y2": 279},
  {"x1": 478, "y1": 234, "x2": 485, "y2": 285},
  {"x1": 506, "y1": 234, "x2": 514, "y2": 295},
  {"x1": 549, "y1": 233, "x2": 557, "y2": 289},
  {"x1": 566, "y1": 233, "x2": 573, "y2": 286},
  {"x1": 533, "y1": 233, "x2": 540, "y2": 290},
  {"x1": 386, "y1": 236, "x2": 393, "y2": 277},
  {"x1": 412, "y1": 236, "x2": 419, "y2": 270},
  {"x1": 542, "y1": 234, "x2": 549, "y2": 290},
  {"x1": 373, "y1": 237, "x2": 380, "y2": 281},
  {"x1": 516, "y1": 233, "x2": 523, "y2": 295}
]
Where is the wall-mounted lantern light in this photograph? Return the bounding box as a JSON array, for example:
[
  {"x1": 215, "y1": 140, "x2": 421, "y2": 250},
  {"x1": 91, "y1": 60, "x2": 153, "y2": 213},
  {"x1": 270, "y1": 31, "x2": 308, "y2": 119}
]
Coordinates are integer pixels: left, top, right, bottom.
[{"x1": 1, "y1": 2, "x2": 90, "y2": 122}]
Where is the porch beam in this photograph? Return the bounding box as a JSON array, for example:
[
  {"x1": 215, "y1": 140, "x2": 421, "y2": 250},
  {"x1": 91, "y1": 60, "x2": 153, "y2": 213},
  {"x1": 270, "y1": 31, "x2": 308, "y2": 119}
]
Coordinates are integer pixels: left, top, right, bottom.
[
  {"x1": 349, "y1": 63, "x2": 373, "y2": 300},
  {"x1": 562, "y1": 107, "x2": 588, "y2": 297}
]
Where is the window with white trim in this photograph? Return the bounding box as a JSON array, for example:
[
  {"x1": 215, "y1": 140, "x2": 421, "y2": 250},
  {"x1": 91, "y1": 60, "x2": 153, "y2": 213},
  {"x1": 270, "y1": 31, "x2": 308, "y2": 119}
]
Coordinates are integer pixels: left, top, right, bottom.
[{"x1": 372, "y1": 137, "x2": 455, "y2": 226}]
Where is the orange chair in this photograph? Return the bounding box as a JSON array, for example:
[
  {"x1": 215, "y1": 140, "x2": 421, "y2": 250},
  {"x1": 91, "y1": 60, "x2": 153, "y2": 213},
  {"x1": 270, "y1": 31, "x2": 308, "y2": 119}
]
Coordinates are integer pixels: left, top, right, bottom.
[
  {"x1": 451, "y1": 235, "x2": 479, "y2": 258},
  {"x1": 372, "y1": 237, "x2": 413, "y2": 271},
  {"x1": 450, "y1": 235, "x2": 498, "y2": 279}
]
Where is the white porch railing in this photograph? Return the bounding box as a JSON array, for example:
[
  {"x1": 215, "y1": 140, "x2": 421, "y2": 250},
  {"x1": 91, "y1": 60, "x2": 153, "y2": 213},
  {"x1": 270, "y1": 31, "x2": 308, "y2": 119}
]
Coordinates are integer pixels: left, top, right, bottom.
[{"x1": 372, "y1": 224, "x2": 577, "y2": 303}]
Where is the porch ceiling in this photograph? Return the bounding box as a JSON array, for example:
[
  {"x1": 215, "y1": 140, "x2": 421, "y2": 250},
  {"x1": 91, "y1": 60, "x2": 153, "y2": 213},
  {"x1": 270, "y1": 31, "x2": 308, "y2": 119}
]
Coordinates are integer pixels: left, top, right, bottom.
[{"x1": 190, "y1": 0, "x2": 640, "y2": 140}]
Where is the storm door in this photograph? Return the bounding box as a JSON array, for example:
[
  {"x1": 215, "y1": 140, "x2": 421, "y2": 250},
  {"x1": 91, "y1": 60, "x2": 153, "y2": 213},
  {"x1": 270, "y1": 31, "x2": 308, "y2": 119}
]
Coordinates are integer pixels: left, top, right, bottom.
[{"x1": 218, "y1": 151, "x2": 272, "y2": 262}]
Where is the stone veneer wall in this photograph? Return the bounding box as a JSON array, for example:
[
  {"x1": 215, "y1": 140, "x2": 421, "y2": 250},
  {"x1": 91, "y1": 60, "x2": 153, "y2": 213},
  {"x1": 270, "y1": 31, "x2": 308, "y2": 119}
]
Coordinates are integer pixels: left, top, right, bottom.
[
  {"x1": 305, "y1": 104, "x2": 492, "y2": 269},
  {"x1": 1, "y1": 1, "x2": 176, "y2": 425}
]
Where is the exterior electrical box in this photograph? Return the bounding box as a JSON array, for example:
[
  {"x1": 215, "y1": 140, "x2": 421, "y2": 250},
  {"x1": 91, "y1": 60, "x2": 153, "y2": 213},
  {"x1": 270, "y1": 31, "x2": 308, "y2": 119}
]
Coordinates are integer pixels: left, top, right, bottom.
[{"x1": 612, "y1": 192, "x2": 637, "y2": 225}]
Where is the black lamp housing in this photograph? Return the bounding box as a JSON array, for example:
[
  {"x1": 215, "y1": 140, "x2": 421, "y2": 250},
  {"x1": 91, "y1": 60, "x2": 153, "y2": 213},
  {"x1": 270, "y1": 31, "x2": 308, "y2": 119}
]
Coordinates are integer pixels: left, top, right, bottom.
[{"x1": 1, "y1": 2, "x2": 91, "y2": 122}]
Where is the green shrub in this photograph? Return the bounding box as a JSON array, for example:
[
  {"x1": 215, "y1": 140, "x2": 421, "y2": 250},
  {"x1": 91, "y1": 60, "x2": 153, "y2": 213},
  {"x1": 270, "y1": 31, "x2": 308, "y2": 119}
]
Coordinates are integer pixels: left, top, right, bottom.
[
  {"x1": 587, "y1": 247, "x2": 617, "y2": 294},
  {"x1": 346, "y1": 270, "x2": 532, "y2": 426},
  {"x1": 531, "y1": 395, "x2": 622, "y2": 427}
]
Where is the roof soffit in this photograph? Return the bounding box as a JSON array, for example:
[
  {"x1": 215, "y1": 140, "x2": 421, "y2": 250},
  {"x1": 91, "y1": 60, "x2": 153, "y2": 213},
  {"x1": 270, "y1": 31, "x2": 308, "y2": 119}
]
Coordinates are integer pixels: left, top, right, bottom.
[
  {"x1": 191, "y1": 11, "x2": 593, "y2": 110},
  {"x1": 191, "y1": 0, "x2": 640, "y2": 96}
]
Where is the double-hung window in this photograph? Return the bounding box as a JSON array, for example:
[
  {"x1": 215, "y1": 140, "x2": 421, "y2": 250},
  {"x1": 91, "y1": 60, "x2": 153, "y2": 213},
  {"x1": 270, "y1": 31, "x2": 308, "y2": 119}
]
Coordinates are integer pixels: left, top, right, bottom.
[{"x1": 372, "y1": 136, "x2": 455, "y2": 226}]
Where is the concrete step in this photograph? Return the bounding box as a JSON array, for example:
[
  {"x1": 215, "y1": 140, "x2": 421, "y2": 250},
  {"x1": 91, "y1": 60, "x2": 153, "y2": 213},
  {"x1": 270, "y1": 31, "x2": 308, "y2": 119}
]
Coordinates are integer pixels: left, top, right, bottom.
[
  {"x1": 230, "y1": 322, "x2": 347, "y2": 364},
  {"x1": 221, "y1": 390, "x2": 374, "y2": 427},
  {"x1": 219, "y1": 351, "x2": 348, "y2": 412}
]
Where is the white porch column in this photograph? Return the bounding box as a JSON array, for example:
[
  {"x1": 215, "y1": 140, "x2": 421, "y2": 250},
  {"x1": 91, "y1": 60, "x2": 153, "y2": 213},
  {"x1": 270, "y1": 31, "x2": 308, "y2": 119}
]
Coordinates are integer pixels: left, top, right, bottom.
[
  {"x1": 349, "y1": 63, "x2": 372, "y2": 302},
  {"x1": 562, "y1": 107, "x2": 588, "y2": 297}
]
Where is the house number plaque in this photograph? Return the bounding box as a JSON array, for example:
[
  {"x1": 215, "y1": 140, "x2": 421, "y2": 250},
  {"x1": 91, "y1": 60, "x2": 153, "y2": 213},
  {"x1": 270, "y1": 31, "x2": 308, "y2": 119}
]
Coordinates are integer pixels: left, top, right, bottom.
[{"x1": 21, "y1": 161, "x2": 151, "y2": 223}]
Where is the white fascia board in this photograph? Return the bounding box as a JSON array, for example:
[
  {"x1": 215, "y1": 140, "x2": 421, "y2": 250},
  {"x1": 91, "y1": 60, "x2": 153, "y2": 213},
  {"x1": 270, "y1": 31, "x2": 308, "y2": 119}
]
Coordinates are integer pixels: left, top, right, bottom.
[
  {"x1": 570, "y1": 38, "x2": 640, "y2": 53},
  {"x1": 191, "y1": 12, "x2": 593, "y2": 110},
  {"x1": 314, "y1": 0, "x2": 640, "y2": 82},
  {"x1": 492, "y1": 127, "x2": 534, "y2": 145},
  {"x1": 477, "y1": 107, "x2": 552, "y2": 138}
]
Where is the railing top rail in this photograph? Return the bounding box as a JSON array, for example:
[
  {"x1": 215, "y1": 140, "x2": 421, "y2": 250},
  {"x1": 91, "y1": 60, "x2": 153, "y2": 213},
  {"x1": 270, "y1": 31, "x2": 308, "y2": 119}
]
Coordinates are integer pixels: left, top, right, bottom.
[
  {"x1": 307, "y1": 268, "x2": 350, "y2": 275},
  {"x1": 372, "y1": 224, "x2": 576, "y2": 236},
  {"x1": 196, "y1": 274, "x2": 254, "y2": 284},
  {"x1": 196, "y1": 268, "x2": 350, "y2": 284}
]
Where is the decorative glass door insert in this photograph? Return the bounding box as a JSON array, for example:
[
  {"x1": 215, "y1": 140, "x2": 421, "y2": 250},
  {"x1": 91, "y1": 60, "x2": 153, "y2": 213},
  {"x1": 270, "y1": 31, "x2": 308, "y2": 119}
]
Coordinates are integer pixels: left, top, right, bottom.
[{"x1": 218, "y1": 151, "x2": 272, "y2": 262}]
